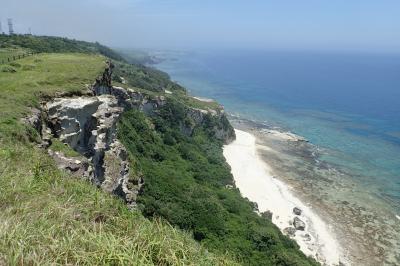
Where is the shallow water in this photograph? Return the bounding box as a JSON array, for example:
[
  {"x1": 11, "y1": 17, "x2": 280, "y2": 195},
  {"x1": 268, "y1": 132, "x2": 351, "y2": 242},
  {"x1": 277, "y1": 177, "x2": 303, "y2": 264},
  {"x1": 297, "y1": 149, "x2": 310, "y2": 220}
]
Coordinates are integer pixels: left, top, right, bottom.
[{"x1": 154, "y1": 50, "x2": 400, "y2": 264}]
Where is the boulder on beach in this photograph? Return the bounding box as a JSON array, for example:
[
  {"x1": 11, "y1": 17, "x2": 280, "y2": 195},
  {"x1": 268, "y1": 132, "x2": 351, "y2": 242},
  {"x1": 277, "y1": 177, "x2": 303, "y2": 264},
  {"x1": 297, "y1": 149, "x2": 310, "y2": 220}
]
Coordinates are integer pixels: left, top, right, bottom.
[
  {"x1": 283, "y1": 227, "x2": 296, "y2": 237},
  {"x1": 302, "y1": 233, "x2": 311, "y2": 241},
  {"x1": 293, "y1": 207, "x2": 302, "y2": 215},
  {"x1": 293, "y1": 217, "x2": 306, "y2": 231},
  {"x1": 261, "y1": 210, "x2": 273, "y2": 220}
]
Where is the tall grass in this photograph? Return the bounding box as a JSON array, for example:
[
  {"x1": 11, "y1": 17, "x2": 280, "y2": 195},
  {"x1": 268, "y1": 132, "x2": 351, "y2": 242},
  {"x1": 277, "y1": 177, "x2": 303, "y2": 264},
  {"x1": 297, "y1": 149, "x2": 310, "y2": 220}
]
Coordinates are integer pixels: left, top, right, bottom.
[{"x1": 0, "y1": 144, "x2": 236, "y2": 265}]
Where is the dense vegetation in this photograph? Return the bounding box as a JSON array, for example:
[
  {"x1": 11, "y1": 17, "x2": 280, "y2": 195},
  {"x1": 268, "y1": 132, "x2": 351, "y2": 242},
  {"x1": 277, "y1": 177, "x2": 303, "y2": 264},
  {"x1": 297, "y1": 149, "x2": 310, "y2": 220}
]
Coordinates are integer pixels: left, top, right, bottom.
[
  {"x1": 112, "y1": 60, "x2": 185, "y2": 92},
  {"x1": 118, "y1": 101, "x2": 317, "y2": 266},
  {"x1": 0, "y1": 34, "x2": 124, "y2": 61},
  {"x1": 0, "y1": 51, "x2": 236, "y2": 265}
]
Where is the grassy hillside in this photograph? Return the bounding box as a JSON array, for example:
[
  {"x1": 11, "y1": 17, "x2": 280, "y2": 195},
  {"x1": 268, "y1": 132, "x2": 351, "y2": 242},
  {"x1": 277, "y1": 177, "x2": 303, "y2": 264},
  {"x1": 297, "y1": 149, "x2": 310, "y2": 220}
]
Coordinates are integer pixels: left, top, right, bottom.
[
  {"x1": 0, "y1": 35, "x2": 318, "y2": 265},
  {"x1": 0, "y1": 51, "x2": 236, "y2": 265},
  {"x1": 0, "y1": 145, "x2": 235, "y2": 265},
  {"x1": 0, "y1": 53, "x2": 105, "y2": 142}
]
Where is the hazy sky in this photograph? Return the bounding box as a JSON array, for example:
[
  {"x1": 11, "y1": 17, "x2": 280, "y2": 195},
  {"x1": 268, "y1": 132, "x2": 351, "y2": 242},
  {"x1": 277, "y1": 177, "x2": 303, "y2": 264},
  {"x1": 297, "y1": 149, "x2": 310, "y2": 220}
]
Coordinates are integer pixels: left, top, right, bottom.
[{"x1": 1, "y1": 0, "x2": 400, "y2": 52}]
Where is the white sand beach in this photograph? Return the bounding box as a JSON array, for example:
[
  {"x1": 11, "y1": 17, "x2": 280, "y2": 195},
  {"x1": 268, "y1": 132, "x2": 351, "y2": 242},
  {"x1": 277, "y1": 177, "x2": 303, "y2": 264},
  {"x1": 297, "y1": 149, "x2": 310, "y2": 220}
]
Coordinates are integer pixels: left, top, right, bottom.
[{"x1": 223, "y1": 129, "x2": 344, "y2": 265}]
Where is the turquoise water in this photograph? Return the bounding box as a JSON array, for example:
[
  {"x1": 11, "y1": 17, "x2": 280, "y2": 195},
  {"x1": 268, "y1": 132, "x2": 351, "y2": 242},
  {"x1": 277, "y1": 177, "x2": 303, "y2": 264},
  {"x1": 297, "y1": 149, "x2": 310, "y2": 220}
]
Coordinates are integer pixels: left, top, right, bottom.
[{"x1": 155, "y1": 50, "x2": 400, "y2": 214}]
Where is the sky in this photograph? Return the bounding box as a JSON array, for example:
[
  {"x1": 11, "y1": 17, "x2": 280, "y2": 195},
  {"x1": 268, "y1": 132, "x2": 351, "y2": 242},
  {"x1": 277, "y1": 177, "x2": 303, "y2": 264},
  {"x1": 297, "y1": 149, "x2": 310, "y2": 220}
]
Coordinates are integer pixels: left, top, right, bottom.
[{"x1": 1, "y1": 0, "x2": 400, "y2": 53}]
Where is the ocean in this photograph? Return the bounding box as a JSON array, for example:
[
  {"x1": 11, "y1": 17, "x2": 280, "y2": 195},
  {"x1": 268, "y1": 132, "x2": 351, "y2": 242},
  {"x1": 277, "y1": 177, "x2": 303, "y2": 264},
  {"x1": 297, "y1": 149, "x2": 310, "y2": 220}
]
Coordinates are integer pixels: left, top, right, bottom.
[{"x1": 154, "y1": 50, "x2": 400, "y2": 265}]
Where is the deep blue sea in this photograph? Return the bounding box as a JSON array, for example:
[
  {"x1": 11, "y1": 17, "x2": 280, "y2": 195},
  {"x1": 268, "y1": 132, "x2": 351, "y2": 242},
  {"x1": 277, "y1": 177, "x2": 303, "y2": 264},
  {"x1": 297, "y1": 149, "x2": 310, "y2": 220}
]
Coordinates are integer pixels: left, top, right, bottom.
[{"x1": 155, "y1": 50, "x2": 400, "y2": 215}]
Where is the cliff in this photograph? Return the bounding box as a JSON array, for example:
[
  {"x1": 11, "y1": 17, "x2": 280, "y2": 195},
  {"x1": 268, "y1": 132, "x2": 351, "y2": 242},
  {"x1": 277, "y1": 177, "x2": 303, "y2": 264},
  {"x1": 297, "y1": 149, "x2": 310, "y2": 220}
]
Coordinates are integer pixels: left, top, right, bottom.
[
  {"x1": 26, "y1": 62, "x2": 235, "y2": 208},
  {"x1": 1, "y1": 34, "x2": 316, "y2": 265},
  {"x1": 0, "y1": 49, "x2": 238, "y2": 265}
]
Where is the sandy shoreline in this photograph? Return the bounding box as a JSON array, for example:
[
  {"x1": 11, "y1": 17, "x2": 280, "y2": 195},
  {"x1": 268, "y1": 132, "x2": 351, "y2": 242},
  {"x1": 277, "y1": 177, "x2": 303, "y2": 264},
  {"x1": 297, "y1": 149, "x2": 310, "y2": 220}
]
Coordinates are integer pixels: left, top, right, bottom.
[{"x1": 223, "y1": 129, "x2": 345, "y2": 265}]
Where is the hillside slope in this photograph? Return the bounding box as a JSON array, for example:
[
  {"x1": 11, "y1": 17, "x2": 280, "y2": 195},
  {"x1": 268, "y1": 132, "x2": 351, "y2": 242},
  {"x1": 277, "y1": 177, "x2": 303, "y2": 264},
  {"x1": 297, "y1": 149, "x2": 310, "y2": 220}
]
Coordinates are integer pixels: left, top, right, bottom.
[
  {"x1": 0, "y1": 35, "x2": 317, "y2": 265},
  {"x1": 0, "y1": 51, "x2": 236, "y2": 265}
]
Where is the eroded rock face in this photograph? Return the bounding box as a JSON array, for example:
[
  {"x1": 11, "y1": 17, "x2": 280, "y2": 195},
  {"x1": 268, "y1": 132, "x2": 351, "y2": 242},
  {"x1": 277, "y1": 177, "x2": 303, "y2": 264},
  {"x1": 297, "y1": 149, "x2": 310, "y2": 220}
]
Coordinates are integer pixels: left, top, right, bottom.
[
  {"x1": 23, "y1": 108, "x2": 43, "y2": 133},
  {"x1": 48, "y1": 149, "x2": 91, "y2": 177},
  {"x1": 44, "y1": 94, "x2": 140, "y2": 207}
]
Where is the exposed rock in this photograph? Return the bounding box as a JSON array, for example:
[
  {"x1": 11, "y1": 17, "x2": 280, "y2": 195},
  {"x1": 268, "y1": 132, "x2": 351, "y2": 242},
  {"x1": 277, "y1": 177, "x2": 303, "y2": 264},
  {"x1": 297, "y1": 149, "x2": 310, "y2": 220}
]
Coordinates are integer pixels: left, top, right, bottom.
[
  {"x1": 43, "y1": 94, "x2": 143, "y2": 206},
  {"x1": 302, "y1": 233, "x2": 312, "y2": 241},
  {"x1": 92, "y1": 63, "x2": 235, "y2": 143},
  {"x1": 293, "y1": 207, "x2": 302, "y2": 215},
  {"x1": 261, "y1": 210, "x2": 273, "y2": 220},
  {"x1": 93, "y1": 61, "x2": 114, "y2": 91},
  {"x1": 102, "y1": 141, "x2": 144, "y2": 207},
  {"x1": 21, "y1": 107, "x2": 43, "y2": 134},
  {"x1": 183, "y1": 107, "x2": 235, "y2": 144},
  {"x1": 48, "y1": 149, "x2": 91, "y2": 177},
  {"x1": 293, "y1": 217, "x2": 306, "y2": 231},
  {"x1": 283, "y1": 227, "x2": 296, "y2": 237}
]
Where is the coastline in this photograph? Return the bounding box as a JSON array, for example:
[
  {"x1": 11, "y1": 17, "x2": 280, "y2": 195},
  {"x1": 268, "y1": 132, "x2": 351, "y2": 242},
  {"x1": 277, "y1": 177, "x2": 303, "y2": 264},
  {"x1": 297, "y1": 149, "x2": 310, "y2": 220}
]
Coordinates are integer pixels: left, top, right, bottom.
[
  {"x1": 223, "y1": 129, "x2": 345, "y2": 265},
  {"x1": 154, "y1": 57, "x2": 400, "y2": 265}
]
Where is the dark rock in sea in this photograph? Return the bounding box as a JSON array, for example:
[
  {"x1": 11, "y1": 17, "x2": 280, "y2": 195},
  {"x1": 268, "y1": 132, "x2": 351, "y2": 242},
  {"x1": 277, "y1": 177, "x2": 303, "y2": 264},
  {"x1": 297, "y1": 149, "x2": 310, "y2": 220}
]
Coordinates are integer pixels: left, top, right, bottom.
[
  {"x1": 293, "y1": 207, "x2": 302, "y2": 215},
  {"x1": 293, "y1": 217, "x2": 306, "y2": 231},
  {"x1": 283, "y1": 227, "x2": 296, "y2": 237},
  {"x1": 261, "y1": 210, "x2": 273, "y2": 220},
  {"x1": 342, "y1": 200, "x2": 350, "y2": 205}
]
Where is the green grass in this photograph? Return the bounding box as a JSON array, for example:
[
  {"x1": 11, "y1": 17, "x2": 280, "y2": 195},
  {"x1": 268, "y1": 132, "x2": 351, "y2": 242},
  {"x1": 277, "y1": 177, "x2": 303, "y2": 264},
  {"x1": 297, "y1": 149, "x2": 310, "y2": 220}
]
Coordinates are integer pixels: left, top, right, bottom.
[
  {"x1": 0, "y1": 53, "x2": 238, "y2": 265},
  {"x1": 0, "y1": 47, "x2": 30, "y2": 63},
  {"x1": 0, "y1": 143, "x2": 236, "y2": 265},
  {"x1": 0, "y1": 53, "x2": 105, "y2": 142},
  {"x1": 49, "y1": 138, "x2": 81, "y2": 157}
]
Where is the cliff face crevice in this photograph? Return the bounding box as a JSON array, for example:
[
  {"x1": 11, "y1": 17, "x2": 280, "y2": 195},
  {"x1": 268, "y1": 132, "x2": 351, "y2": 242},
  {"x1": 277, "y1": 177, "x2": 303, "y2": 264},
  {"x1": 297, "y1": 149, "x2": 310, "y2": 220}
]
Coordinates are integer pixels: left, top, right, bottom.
[
  {"x1": 25, "y1": 62, "x2": 234, "y2": 207},
  {"x1": 43, "y1": 94, "x2": 140, "y2": 207}
]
